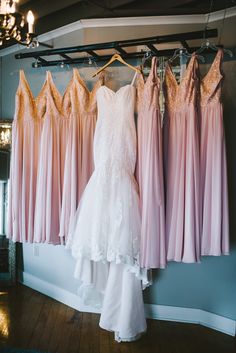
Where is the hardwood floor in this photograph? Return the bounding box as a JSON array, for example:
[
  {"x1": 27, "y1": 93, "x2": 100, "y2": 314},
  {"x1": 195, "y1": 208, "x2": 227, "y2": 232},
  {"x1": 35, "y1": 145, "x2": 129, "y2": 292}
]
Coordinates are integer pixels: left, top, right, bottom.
[{"x1": 0, "y1": 284, "x2": 235, "y2": 353}]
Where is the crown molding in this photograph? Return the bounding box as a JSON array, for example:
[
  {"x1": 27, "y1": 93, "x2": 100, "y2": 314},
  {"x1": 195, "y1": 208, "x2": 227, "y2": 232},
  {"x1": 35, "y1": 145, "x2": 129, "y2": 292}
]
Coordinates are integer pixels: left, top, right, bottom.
[
  {"x1": 0, "y1": 6, "x2": 236, "y2": 57},
  {"x1": 80, "y1": 14, "x2": 204, "y2": 27},
  {"x1": 209, "y1": 6, "x2": 236, "y2": 22},
  {"x1": 80, "y1": 6, "x2": 236, "y2": 27},
  {"x1": 38, "y1": 21, "x2": 84, "y2": 43}
]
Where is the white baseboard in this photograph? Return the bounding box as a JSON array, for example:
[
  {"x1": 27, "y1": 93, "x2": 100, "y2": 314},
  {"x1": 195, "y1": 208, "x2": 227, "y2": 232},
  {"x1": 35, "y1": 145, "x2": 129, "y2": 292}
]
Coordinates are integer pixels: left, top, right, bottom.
[
  {"x1": 19, "y1": 271, "x2": 101, "y2": 314},
  {"x1": 145, "y1": 304, "x2": 236, "y2": 336},
  {"x1": 19, "y1": 271, "x2": 236, "y2": 337}
]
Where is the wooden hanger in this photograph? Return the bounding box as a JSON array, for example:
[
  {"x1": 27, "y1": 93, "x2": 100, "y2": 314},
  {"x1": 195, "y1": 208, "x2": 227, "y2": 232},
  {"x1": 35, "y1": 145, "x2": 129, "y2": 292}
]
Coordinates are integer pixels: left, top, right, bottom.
[{"x1": 92, "y1": 53, "x2": 141, "y2": 77}]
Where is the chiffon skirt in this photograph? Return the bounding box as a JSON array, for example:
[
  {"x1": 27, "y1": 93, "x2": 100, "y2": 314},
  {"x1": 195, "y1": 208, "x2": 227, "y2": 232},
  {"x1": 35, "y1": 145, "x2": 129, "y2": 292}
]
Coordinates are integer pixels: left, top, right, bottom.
[
  {"x1": 166, "y1": 105, "x2": 201, "y2": 263},
  {"x1": 200, "y1": 103, "x2": 229, "y2": 256}
]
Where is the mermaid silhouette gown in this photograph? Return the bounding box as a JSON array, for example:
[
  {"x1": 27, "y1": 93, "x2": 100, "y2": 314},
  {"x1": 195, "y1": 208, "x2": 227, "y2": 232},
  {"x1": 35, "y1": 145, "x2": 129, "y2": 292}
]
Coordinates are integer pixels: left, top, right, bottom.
[{"x1": 68, "y1": 74, "x2": 148, "y2": 341}]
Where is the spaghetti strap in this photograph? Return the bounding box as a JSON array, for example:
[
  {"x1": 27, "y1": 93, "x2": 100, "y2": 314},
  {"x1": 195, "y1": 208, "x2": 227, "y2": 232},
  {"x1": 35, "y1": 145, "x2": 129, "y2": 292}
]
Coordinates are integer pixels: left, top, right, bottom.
[
  {"x1": 19, "y1": 69, "x2": 26, "y2": 83},
  {"x1": 131, "y1": 71, "x2": 138, "y2": 86},
  {"x1": 150, "y1": 56, "x2": 158, "y2": 82}
]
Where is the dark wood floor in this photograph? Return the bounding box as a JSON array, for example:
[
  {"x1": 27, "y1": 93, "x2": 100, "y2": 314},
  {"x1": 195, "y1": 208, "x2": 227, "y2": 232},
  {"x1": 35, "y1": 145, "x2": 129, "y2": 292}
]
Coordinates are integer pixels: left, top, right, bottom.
[{"x1": 0, "y1": 284, "x2": 235, "y2": 353}]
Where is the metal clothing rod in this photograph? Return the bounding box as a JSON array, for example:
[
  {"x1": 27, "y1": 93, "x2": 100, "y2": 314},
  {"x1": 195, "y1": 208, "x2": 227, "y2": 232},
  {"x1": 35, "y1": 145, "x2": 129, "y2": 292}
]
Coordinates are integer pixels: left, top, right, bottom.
[{"x1": 15, "y1": 29, "x2": 218, "y2": 68}]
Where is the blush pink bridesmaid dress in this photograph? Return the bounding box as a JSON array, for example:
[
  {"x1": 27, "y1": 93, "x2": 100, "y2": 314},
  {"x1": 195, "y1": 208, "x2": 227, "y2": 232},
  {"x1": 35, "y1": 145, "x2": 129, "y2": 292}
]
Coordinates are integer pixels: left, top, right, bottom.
[
  {"x1": 136, "y1": 57, "x2": 166, "y2": 269},
  {"x1": 34, "y1": 71, "x2": 69, "y2": 244},
  {"x1": 200, "y1": 49, "x2": 229, "y2": 256},
  {"x1": 78, "y1": 70, "x2": 105, "y2": 196},
  {"x1": 164, "y1": 54, "x2": 201, "y2": 263},
  {"x1": 7, "y1": 70, "x2": 42, "y2": 243},
  {"x1": 59, "y1": 69, "x2": 104, "y2": 242}
]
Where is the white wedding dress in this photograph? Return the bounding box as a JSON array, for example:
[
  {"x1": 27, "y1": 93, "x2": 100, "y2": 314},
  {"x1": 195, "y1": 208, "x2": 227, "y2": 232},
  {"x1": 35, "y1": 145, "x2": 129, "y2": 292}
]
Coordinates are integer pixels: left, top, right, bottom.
[{"x1": 67, "y1": 76, "x2": 148, "y2": 341}]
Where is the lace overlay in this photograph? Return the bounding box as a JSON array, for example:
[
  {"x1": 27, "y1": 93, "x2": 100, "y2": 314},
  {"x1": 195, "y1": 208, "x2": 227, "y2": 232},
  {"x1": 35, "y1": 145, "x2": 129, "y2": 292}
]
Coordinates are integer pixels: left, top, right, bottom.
[{"x1": 67, "y1": 83, "x2": 148, "y2": 283}]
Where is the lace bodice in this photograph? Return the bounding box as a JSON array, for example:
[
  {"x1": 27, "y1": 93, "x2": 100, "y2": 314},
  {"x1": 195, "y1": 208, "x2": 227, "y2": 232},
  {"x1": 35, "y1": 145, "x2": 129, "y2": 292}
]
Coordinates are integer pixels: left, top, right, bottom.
[
  {"x1": 94, "y1": 85, "x2": 137, "y2": 175},
  {"x1": 68, "y1": 78, "x2": 148, "y2": 284}
]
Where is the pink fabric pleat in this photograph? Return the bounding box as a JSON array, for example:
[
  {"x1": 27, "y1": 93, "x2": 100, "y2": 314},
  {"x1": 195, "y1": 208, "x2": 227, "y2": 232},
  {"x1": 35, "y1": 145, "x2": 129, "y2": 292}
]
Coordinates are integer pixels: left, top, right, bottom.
[
  {"x1": 60, "y1": 69, "x2": 104, "y2": 241},
  {"x1": 164, "y1": 55, "x2": 201, "y2": 263},
  {"x1": 34, "y1": 71, "x2": 69, "y2": 244},
  {"x1": 136, "y1": 57, "x2": 166, "y2": 269},
  {"x1": 7, "y1": 70, "x2": 42, "y2": 243},
  {"x1": 200, "y1": 49, "x2": 229, "y2": 256}
]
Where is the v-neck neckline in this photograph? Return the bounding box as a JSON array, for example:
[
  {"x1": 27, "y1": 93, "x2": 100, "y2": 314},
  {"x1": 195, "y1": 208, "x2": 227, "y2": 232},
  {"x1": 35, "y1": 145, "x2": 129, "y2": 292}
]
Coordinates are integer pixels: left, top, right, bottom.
[
  {"x1": 166, "y1": 54, "x2": 197, "y2": 89},
  {"x1": 200, "y1": 49, "x2": 223, "y2": 84},
  {"x1": 73, "y1": 68, "x2": 104, "y2": 95},
  {"x1": 19, "y1": 70, "x2": 63, "y2": 102}
]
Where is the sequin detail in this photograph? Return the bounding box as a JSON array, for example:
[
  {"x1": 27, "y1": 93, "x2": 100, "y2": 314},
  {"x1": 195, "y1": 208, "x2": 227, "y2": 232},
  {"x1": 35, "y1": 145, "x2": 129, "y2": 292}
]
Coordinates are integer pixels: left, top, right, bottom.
[
  {"x1": 163, "y1": 55, "x2": 199, "y2": 112},
  {"x1": 200, "y1": 49, "x2": 224, "y2": 107}
]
